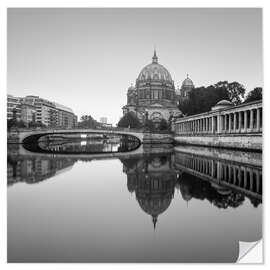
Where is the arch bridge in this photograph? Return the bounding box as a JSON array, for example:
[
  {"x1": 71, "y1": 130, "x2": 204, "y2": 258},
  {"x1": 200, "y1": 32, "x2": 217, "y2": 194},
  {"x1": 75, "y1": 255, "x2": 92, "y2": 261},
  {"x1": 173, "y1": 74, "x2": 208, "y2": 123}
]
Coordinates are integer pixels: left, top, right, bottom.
[{"x1": 15, "y1": 128, "x2": 144, "y2": 145}]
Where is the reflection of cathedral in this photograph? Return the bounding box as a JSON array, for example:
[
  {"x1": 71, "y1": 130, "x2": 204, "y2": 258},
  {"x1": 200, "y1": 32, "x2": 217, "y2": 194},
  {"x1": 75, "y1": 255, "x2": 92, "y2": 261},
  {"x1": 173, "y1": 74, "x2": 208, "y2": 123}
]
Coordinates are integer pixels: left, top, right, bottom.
[
  {"x1": 122, "y1": 51, "x2": 195, "y2": 125},
  {"x1": 121, "y1": 152, "x2": 261, "y2": 229},
  {"x1": 122, "y1": 154, "x2": 177, "y2": 229}
]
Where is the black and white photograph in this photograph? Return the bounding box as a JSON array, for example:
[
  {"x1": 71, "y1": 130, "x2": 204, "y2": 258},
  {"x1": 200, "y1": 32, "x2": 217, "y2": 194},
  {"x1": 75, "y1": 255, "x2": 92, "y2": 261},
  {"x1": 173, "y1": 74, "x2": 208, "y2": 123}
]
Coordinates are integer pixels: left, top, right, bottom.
[{"x1": 4, "y1": 4, "x2": 265, "y2": 265}]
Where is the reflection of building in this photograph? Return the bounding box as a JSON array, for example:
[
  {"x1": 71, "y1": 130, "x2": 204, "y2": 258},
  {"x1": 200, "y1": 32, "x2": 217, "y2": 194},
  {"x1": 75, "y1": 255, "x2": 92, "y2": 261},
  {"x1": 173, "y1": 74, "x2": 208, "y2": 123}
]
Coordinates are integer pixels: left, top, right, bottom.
[
  {"x1": 122, "y1": 154, "x2": 178, "y2": 228},
  {"x1": 178, "y1": 172, "x2": 246, "y2": 209},
  {"x1": 122, "y1": 51, "x2": 192, "y2": 126},
  {"x1": 174, "y1": 149, "x2": 262, "y2": 206},
  {"x1": 7, "y1": 156, "x2": 75, "y2": 186},
  {"x1": 121, "y1": 150, "x2": 262, "y2": 227}
]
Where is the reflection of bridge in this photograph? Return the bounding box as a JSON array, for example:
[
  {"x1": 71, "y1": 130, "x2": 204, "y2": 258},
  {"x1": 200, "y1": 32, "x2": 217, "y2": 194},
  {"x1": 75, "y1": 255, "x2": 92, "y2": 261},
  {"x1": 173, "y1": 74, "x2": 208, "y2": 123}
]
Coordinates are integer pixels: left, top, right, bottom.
[{"x1": 8, "y1": 143, "x2": 174, "y2": 160}]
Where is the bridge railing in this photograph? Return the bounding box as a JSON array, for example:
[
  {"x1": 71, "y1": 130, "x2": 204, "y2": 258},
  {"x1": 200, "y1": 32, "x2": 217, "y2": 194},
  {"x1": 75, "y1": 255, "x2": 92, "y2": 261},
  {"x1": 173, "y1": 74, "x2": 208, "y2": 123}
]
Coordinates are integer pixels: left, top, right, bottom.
[{"x1": 9, "y1": 126, "x2": 172, "y2": 134}]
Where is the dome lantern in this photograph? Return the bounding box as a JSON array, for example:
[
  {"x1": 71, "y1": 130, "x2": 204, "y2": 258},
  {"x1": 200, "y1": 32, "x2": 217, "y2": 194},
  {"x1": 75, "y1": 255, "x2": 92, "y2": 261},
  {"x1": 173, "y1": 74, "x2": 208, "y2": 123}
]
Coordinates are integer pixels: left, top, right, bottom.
[{"x1": 152, "y1": 49, "x2": 158, "y2": 64}]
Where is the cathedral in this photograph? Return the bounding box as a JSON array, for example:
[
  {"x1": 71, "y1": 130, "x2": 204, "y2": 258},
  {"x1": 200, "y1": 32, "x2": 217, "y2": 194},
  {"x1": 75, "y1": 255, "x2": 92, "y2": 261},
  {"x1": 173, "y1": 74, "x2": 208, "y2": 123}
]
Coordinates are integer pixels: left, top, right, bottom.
[{"x1": 122, "y1": 50, "x2": 194, "y2": 125}]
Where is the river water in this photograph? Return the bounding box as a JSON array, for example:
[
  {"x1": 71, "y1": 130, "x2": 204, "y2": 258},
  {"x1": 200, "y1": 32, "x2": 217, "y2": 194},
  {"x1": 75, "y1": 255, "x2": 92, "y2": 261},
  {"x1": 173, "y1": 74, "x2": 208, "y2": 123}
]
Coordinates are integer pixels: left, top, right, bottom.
[{"x1": 7, "y1": 137, "x2": 262, "y2": 262}]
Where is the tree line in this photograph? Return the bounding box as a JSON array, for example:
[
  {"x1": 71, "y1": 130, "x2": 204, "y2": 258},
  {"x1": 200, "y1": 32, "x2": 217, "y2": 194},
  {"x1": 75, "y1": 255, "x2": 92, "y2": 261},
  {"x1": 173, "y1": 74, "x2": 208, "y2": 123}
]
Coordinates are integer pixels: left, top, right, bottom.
[{"x1": 178, "y1": 81, "x2": 262, "y2": 116}]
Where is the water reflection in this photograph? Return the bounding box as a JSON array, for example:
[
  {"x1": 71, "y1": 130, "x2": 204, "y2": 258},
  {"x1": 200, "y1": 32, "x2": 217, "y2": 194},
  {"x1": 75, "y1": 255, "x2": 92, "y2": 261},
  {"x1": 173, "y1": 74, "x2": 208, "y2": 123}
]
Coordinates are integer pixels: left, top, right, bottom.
[
  {"x1": 121, "y1": 154, "x2": 177, "y2": 229},
  {"x1": 7, "y1": 143, "x2": 262, "y2": 262}
]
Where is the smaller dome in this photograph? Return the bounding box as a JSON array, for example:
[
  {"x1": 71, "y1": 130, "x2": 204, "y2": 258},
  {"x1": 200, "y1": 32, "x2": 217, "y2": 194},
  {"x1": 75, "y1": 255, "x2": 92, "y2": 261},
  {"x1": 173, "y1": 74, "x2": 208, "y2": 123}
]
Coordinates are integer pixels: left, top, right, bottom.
[
  {"x1": 128, "y1": 84, "x2": 135, "y2": 91},
  {"x1": 182, "y1": 75, "x2": 194, "y2": 87},
  {"x1": 212, "y1": 99, "x2": 233, "y2": 111},
  {"x1": 216, "y1": 100, "x2": 233, "y2": 106}
]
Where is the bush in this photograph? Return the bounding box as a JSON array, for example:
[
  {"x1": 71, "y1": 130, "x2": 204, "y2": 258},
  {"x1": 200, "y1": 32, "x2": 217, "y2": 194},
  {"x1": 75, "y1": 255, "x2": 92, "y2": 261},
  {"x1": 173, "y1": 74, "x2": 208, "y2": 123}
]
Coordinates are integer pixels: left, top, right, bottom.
[
  {"x1": 144, "y1": 119, "x2": 155, "y2": 131},
  {"x1": 159, "y1": 119, "x2": 169, "y2": 131},
  {"x1": 117, "y1": 112, "x2": 141, "y2": 129}
]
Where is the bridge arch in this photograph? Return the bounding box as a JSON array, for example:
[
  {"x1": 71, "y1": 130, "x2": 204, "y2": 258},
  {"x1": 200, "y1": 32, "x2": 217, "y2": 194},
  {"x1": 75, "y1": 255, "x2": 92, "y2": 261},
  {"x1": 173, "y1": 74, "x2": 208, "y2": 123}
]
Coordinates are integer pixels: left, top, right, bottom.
[
  {"x1": 21, "y1": 128, "x2": 144, "y2": 144},
  {"x1": 20, "y1": 129, "x2": 144, "y2": 154}
]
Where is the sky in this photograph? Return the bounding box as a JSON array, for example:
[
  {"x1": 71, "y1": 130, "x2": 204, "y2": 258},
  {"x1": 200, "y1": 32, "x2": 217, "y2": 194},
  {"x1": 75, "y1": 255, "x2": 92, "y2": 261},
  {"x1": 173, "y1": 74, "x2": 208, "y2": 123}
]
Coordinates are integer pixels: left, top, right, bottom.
[{"x1": 7, "y1": 8, "x2": 263, "y2": 125}]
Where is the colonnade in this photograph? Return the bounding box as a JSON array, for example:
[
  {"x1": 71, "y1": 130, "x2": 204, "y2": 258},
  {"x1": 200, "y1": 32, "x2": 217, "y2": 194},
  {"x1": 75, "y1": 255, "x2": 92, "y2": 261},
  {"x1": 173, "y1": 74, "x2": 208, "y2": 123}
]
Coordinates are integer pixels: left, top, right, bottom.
[
  {"x1": 220, "y1": 107, "x2": 262, "y2": 133},
  {"x1": 174, "y1": 101, "x2": 262, "y2": 135}
]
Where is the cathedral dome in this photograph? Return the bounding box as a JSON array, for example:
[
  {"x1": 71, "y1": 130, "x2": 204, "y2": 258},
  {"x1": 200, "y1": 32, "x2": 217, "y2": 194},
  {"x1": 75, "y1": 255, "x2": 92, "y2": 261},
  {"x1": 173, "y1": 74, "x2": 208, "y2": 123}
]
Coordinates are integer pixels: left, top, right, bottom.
[{"x1": 137, "y1": 51, "x2": 173, "y2": 83}]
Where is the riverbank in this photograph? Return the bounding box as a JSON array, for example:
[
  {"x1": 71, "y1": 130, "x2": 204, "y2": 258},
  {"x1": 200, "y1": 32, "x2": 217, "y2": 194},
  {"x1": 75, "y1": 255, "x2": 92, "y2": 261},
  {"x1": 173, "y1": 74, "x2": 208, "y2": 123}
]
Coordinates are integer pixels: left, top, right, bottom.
[{"x1": 174, "y1": 133, "x2": 262, "y2": 151}]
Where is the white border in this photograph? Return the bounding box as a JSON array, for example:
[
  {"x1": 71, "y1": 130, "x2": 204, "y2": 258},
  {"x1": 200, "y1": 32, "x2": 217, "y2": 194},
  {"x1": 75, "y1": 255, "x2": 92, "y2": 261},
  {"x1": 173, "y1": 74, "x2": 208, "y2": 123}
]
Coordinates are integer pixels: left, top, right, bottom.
[{"x1": 0, "y1": 0, "x2": 269, "y2": 269}]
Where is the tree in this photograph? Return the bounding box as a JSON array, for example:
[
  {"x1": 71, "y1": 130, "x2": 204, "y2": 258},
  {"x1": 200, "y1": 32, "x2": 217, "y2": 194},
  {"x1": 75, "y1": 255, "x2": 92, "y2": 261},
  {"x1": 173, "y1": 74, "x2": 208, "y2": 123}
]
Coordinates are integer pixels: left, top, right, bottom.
[
  {"x1": 78, "y1": 115, "x2": 100, "y2": 128},
  {"x1": 178, "y1": 80, "x2": 246, "y2": 116},
  {"x1": 214, "y1": 81, "x2": 245, "y2": 105},
  {"x1": 7, "y1": 119, "x2": 26, "y2": 131},
  {"x1": 178, "y1": 85, "x2": 229, "y2": 116},
  {"x1": 117, "y1": 112, "x2": 141, "y2": 129},
  {"x1": 28, "y1": 121, "x2": 46, "y2": 128},
  {"x1": 244, "y1": 87, "x2": 262, "y2": 103},
  {"x1": 159, "y1": 119, "x2": 169, "y2": 131},
  {"x1": 144, "y1": 119, "x2": 155, "y2": 131}
]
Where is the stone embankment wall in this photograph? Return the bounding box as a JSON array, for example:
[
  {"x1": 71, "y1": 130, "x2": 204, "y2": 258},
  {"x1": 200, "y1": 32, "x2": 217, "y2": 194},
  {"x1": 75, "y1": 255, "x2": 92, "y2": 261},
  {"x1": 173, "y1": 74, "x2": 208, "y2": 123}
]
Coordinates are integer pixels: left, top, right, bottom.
[
  {"x1": 142, "y1": 133, "x2": 174, "y2": 144},
  {"x1": 174, "y1": 134, "x2": 262, "y2": 151}
]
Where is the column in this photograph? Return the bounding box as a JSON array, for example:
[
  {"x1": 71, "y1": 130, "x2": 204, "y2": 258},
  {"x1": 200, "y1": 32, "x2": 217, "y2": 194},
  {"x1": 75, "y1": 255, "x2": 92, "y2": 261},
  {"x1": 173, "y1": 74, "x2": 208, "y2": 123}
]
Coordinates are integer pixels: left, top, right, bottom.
[
  {"x1": 244, "y1": 110, "x2": 248, "y2": 132},
  {"x1": 233, "y1": 112, "x2": 237, "y2": 132},
  {"x1": 239, "y1": 111, "x2": 242, "y2": 132},
  {"x1": 250, "y1": 109, "x2": 254, "y2": 131},
  {"x1": 256, "y1": 108, "x2": 260, "y2": 131},
  {"x1": 228, "y1": 114, "x2": 232, "y2": 133},
  {"x1": 211, "y1": 116, "x2": 215, "y2": 133},
  {"x1": 221, "y1": 115, "x2": 224, "y2": 131}
]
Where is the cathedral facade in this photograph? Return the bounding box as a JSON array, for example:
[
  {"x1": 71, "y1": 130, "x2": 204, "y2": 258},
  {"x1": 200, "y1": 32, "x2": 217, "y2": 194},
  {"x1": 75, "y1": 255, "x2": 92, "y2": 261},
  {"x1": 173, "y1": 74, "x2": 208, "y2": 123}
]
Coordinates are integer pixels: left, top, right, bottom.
[{"x1": 122, "y1": 51, "x2": 194, "y2": 125}]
